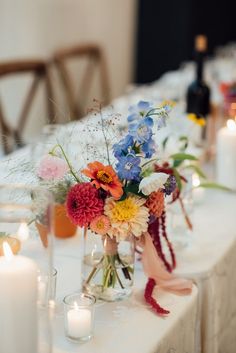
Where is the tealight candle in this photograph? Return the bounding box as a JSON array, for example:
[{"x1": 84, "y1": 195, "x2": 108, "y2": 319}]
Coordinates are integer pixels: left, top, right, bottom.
[
  {"x1": 67, "y1": 303, "x2": 91, "y2": 339},
  {"x1": 0, "y1": 242, "x2": 38, "y2": 353},
  {"x1": 216, "y1": 119, "x2": 236, "y2": 190},
  {"x1": 63, "y1": 293, "x2": 95, "y2": 342}
]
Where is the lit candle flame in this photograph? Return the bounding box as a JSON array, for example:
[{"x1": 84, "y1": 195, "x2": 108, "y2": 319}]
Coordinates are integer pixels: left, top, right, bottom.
[
  {"x1": 3, "y1": 242, "x2": 14, "y2": 261},
  {"x1": 17, "y1": 222, "x2": 29, "y2": 241},
  {"x1": 74, "y1": 301, "x2": 79, "y2": 310},
  {"x1": 227, "y1": 119, "x2": 236, "y2": 132},
  {"x1": 192, "y1": 173, "x2": 200, "y2": 188}
]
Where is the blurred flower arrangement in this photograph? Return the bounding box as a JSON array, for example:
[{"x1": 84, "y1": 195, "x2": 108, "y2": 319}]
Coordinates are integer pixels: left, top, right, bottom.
[
  {"x1": 36, "y1": 100, "x2": 194, "y2": 313},
  {"x1": 220, "y1": 82, "x2": 236, "y2": 117}
]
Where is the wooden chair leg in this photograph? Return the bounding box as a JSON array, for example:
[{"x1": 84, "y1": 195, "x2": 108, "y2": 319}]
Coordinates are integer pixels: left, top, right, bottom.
[{"x1": 45, "y1": 65, "x2": 56, "y2": 123}]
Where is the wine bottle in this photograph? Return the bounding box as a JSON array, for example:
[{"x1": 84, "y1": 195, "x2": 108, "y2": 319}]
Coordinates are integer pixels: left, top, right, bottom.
[{"x1": 186, "y1": 35, "x2": 210, "y2": 144}]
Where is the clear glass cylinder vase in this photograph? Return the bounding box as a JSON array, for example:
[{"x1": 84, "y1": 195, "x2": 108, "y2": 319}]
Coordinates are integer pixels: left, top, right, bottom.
[
  {"x1": 0, "y1": 184, "x2": 54, "y2": 353},
  {"x1": 166, "y1": 173, "x2": 194, "y2": 250},
  {"x1": 82, "y1": 230, "x2": 135, "y2": 302}
]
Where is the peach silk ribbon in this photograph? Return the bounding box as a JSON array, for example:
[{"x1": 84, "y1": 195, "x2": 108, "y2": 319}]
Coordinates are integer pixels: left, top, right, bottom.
[{"x1": 141, "y1": 233, "x2": 192, "y2": 295}]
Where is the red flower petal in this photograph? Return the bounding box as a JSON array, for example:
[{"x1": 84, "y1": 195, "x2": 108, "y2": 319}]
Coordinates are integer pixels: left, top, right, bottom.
[{"x1": 144, "y1": 278, "x2": 170, "y2": 316}]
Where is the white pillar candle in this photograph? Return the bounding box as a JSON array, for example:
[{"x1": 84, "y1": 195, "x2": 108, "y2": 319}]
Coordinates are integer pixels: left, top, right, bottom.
[
  {"x1": 216, "y1": 119, "x2": 236, "y2": 190},
  {"x1": 0, "y1": 242, "x2": 38, "y2": 353},
  {"x1": 67, "y1": 303, "x2": 92, "y2": 339}
]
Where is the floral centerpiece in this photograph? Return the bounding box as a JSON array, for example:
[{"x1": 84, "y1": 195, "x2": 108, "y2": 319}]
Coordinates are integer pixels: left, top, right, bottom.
[
  {"x1": 220, "y1": 82, "x2": 236, "y2": 117},
  {"x1": 36, "y1": 100, "x2": 193, "y2": 313}
]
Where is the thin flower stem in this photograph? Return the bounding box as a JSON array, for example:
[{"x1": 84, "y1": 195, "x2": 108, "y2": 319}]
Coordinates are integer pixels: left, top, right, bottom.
[
  {"x1": 100, "y1": 106, "x2": 111, "y2": 165},
  {"x1": 146, "y1": 108, "x2": 163, "y2": 116},
  {"x1": 117, "y1": 253, "x2": 132, "y2": 280},
  {"x1": 112, "y1": 263, "x2": 124, "y2": 289},
  {"x1": 86, "y1": 257, "x2": 104, "y2": 284},
  {"x1": 179, "y1": 196, "x2": 193, "y2": 231},
  {"x1": 141, "y1": 158, "x2": 158, "y2": 169},
  {"x1": 50, "y1": 144, "x2": 81, "y2": 183},
  {"x1": 86, "y1": 266, "x2": 98, "y2": 284},
  {"x1": 27, "y1": 218, "x2": 36, "y2": 226},
  {"x1": 103, "y1": 266, "x2": 112, "y2": 288}
]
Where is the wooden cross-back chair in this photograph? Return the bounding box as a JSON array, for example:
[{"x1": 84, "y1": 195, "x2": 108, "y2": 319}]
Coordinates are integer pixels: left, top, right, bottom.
[
  {"x1": 0, "y1": 60, "x2": 55, "y2": 155},
  {"x1": 54, "y1": 43, "x2": 110, "y2": 120}
]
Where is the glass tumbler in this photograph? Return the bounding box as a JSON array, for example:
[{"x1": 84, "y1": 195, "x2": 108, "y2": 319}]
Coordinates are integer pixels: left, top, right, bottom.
[{"x1": 63, "y1": 293, "x2": 95, "y2": 342}]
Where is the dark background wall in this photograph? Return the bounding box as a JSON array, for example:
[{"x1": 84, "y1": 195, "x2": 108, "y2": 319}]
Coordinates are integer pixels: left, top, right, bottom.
[{"x1": 135, "y1": 0, "x2": 236, "y2": 83}]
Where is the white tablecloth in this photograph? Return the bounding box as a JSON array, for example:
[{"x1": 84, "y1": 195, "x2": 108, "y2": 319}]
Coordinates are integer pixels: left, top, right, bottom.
[
  {"x1": 175, "y1": 190, "x2": 236, "y2": 353},
  {"x1": 1, "y1": 94, "x2": 236, "y2": 352},
  {"x1": 50, "y1": 270, "x2": 198, "y2": 353}
]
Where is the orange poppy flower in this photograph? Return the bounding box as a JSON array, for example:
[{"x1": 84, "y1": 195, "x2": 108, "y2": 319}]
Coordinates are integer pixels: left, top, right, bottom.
[{"x1": 82, "y1": 161, "x2": 123, "y2": 199}]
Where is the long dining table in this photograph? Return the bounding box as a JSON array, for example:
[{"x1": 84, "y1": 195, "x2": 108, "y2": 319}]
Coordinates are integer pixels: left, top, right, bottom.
[
  {"x1": 1, "y1": 49, "x2": 236, "y2": 351},
  {"x1": 1, "y1": 114, "x2": 236, "y2": 353}
]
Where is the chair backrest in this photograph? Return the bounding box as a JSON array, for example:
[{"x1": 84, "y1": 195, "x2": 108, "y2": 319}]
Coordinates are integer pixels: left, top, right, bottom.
[
  {"x1": 53, "y1": 43, "x2": 110, "y2": 120},
  {"x1": 0, "y1": 60, "x2": 55, "y2": 154}
]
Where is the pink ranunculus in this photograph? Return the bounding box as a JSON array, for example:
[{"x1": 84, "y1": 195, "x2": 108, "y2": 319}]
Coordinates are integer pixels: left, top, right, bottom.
[{"x1": 37, "y1": 155, "x2": 69, "y2": 180}]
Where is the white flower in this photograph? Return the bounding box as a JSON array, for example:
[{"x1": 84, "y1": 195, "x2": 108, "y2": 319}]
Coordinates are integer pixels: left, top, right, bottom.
[{"x1": 139, "y1": 172, "x2": 169, "y2": 195}]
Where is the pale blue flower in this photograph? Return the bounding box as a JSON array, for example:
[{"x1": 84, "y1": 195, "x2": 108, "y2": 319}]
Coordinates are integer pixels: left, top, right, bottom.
[
  {"x1": 129, "y1": 117, "x2": 154, "y2": 143},
  {"x1": 116, "y1": 155, "x2": 141, "y2": 181},
  {"x1": 127, "y1": 101, "x2": 153, "y2": 123},
  {"x1": 113, "y1": 134, "x2": 134, "y2": 159}
]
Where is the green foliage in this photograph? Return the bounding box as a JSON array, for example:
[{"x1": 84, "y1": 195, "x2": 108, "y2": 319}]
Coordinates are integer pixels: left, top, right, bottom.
[
  {"x1": 122, "y1": 182, "x2": 147, "y2": 200},
  {"x1": 179, "y1": 136, "x2": 188, "y2": 152},
  {"x1": 184, "y1": 164, "x2": 207, "y2": 179},
  {"x1": 162, "y1": 136, "x2": 169, "y2": 151},
  {"x1": 173, "y1": 168, "x2": 182, "y2": 191},
  {"x1": 170, "y1": 153, "x2": 198, "y2": 168},
  {"x1": 198, "y1": 182, "x2": 231, "y2": 191}
]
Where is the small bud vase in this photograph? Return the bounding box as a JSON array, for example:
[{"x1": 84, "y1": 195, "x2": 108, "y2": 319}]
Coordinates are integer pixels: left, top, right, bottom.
[{"x1": 82, "y1": 230, "x2": 135, "y2": 302}]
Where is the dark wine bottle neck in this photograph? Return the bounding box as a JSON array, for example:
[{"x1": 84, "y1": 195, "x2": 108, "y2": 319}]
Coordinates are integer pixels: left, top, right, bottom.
[{"x1": 195, "y1": 51, "x2": 204, "y2": 82}]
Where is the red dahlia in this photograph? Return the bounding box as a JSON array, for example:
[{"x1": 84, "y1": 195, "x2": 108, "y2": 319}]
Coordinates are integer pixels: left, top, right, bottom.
[{"x1": 66, "y1": 183, "x2": 104, "y2": 227}]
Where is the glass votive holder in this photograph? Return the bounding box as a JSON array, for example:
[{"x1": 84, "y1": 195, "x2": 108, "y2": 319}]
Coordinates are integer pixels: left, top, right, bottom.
[
  {"x1": 63, "y1": 293, "x2": 95, "y2": 342},
  {"x1": 38, "y1": 268, "x2": 57, "y2": 307}
]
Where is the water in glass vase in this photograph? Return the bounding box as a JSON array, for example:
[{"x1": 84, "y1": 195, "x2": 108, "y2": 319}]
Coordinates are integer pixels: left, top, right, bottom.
[{"x1": 83, "y1": 234, "x2": 134, "y2": 302}]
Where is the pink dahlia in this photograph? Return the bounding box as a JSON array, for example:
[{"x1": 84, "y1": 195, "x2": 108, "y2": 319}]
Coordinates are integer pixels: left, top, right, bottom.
[
  {"x1": 37, "y1": 155, "x2": 69, "y2": 180},
  {"x1": 66, "y1": 183, "x2": 104, "y2": 227}
]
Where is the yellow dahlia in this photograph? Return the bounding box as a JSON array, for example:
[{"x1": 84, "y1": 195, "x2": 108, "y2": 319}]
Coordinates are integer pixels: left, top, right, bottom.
[{"x1": 104, "y1": 195, "x2": 149, "y2": 240}]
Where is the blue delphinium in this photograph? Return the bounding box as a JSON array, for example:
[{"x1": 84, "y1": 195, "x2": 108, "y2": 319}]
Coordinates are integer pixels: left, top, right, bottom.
[
  {"x1": 113, "y1": 134, "x2": 134, "y2": 159},
  {"x1": 127, "y1": 101, "x2": 153, "y2": 123},
  {"x1": 113, "y1": 101, "x2": 173, "y2": 175},
  {"x1": 156, "y1": 115, "x2": 167, "y2": 130},
  {"x1": 142, "y1": 137, "x2": 157, "y2": 158},
  {"x1": 128, "y1": 117, "x2": 154, "y2": 143},
  {"x1": 116, "y1": 155, "x2": 141, "y2": 181}
]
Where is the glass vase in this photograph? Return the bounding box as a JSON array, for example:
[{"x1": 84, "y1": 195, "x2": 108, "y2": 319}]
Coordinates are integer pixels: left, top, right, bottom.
[
  {"x1": 166, "y1": 173, "x2": 194, "y2": 250},
  {"x1": 82, "y1": 230, "x2": 135, "y2": 302}
]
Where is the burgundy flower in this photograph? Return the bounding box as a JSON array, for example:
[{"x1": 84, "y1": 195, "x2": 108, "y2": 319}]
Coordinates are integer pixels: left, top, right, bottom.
[{"x1": 66, "y1": 183, "x2": 104, "y2": 227}]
